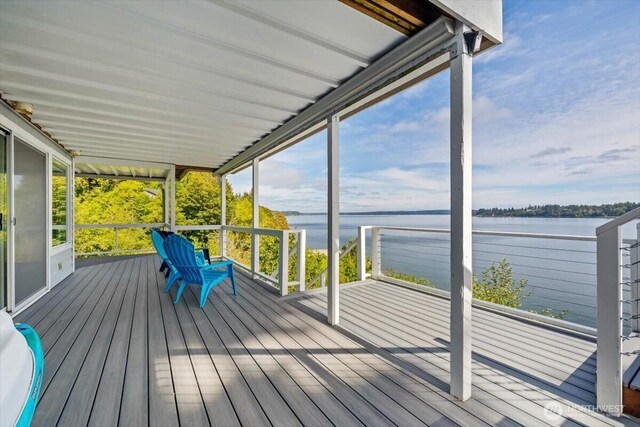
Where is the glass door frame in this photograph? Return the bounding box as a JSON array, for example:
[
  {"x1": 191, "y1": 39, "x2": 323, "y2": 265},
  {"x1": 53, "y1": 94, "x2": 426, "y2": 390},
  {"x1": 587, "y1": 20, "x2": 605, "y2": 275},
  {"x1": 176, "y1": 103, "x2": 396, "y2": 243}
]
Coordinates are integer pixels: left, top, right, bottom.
[
  {"x1": 0, "y1": 125, "x2": 55, "y2": 313},
  {"x1": 0, "y1": 126, "x2": 8, "y2": 312},
  {"x1": 12, "y1": 136, "x2": 49, "y2": 309},
  {"x1": 1, "y1": 124, "x2": 15, "y2": 312}
]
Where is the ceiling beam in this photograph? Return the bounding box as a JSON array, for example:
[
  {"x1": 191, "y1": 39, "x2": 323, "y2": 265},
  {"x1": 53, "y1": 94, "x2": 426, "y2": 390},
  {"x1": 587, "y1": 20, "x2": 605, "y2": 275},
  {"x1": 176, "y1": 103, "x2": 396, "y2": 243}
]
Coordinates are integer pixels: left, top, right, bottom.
[
  {"x1": 75, "y1": 173, "x2": 166, "y2": 182},
  {"x1": 339, "y1": 0, "x2": 444, "y2": 36},
  {"x1": 75, "y1": 155, "x2": 172, "y2": 170},
  {"x1": 175, "y1": 165, "x2": 215, "y2": 180},
  {"x1": 215, "y1": 17, "x2": 455, "y2": 176},
  {"x1": 67, "y1": 144, "x2": 228, "y2": 168}
]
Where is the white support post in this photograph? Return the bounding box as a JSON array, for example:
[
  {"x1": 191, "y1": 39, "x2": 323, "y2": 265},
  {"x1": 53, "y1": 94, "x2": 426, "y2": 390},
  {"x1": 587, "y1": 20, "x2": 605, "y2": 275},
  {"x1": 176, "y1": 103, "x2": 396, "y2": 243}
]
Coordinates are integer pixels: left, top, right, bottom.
[
  {"x1": 357, "y1": 226, "x2": 366, "y2": 281},
  {"x1": 219, "y1": 174, "x2": 227, "y2": 258},
  {"x1": 297, "y1": 230, "x2": 306, "y2": 291},
  {"x1": 632, "y1": 223, "x2": 640, "y2": 333},
  {"x1": 279, "y1": 230, "x2": 290, "y2": 296},
  {"x1": 327, "y1": 114, "x2": 340, "y2": 325},
  {"x1": 163, "y1": 175, "x2": 169, "y2": 228},
  {"x1": 371, "y1": 227, "x2": 381, "y2": 280},
  {"x1": 169, "y1": 164, "x2": 176, "y2": 232},
  {"x1": 449, "y1": 21, "x2": 473, "y2": 401},
  {"x1": 596, "y1": 226, "x2": 623, "y2": 416},
  {"x1": 251, "y1": 158, "x2": 259, "y2": 279},
  {"x1": 70, "y1": 156, "x2": 76, "y2": 273}
]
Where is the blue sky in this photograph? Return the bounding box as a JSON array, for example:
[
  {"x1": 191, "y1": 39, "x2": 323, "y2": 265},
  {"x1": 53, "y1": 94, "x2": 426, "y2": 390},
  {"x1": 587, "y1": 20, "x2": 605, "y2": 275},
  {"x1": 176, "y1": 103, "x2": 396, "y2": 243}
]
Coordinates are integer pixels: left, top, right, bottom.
[{"x1": 229, "y1": 0, "x2": 640, "y2": 212}]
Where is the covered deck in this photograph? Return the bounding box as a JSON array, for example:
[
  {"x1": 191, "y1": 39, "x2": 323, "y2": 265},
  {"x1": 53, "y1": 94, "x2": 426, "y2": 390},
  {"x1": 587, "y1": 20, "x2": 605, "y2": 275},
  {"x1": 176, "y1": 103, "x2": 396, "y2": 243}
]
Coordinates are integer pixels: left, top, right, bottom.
[{"x1": 17, "y1": 255, "x2": 637, "y2": 427}]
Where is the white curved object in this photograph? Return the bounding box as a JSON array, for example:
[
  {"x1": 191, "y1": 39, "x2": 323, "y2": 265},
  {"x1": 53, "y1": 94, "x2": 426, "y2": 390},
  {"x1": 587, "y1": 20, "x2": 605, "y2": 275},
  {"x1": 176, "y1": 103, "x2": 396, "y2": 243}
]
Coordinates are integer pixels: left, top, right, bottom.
[{"x1": 0, "y1": 311, "x2": 34, "y2": 427}]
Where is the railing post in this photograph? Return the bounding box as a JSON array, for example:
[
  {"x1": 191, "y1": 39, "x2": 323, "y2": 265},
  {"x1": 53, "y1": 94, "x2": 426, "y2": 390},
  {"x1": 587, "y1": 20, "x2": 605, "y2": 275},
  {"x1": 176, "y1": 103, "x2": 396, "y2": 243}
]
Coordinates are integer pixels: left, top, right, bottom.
[
  {"x1": 251, "y1": 158, "x2": 259, "y2": 279},
  {"x1": 169, "y1": 164, "x2": 176, "y2": 232},
  {"x1": 327, "y1": 114, "x2": 340, "y2": 325},
  {"x1": 297, "y1": 230, "x2": 306, "y2": 292},
  {"x1": 632, "y1": 223, "x2": 640, "y2": 333},
  {"x1": 357, "y1": 226, "x2": 366, "y2": 281},
  {"x1": 596, "y1": 226, "x2": 623, "y2": 416},
  {"x1": 219, "y1": 175, "x2": 227, "y2": 258},
  {"x1": 279, "y1": 230, "x2": 290, "y2": 296},
  {"x1": 371, "y1": 227, "x2": 381, "y2": 280},
  {"x1": 114, "y1": 227, "x2": 119, "y2": 254}
]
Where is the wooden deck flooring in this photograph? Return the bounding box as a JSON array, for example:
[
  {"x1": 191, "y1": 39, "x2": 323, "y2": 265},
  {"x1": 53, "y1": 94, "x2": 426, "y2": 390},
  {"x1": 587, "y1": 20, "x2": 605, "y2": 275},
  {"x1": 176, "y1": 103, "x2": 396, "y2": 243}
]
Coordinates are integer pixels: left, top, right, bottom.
[{"x1": 15, "y1": 255, "x2": 640, "y2": 426}]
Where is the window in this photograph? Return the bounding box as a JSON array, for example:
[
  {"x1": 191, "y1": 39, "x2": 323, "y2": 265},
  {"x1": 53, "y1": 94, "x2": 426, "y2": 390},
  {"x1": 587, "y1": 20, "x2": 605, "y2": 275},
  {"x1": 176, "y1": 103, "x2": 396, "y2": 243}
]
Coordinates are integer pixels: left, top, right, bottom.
[{"x1": 52, "y1": 158, "x2": 68, "y2": 246}]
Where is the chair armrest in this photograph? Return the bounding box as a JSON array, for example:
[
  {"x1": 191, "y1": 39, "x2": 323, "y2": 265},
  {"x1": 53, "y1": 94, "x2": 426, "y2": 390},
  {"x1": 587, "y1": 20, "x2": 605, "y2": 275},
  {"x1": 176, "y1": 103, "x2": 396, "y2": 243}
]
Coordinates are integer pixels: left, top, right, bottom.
[{"x1": 201, "y1": 260, "x2": 234, "y2": 270}]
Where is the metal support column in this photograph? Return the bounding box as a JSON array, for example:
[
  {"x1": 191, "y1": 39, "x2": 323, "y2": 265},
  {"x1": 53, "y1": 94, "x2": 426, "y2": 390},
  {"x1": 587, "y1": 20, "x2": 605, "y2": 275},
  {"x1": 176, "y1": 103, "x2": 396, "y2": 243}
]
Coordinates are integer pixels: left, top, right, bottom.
[
  {"x1": 327, "y1": 114, "x2": 340, "y2": 325},
  {"x1": 449, "y1": 21, "x2": 474, "y2": 401}
]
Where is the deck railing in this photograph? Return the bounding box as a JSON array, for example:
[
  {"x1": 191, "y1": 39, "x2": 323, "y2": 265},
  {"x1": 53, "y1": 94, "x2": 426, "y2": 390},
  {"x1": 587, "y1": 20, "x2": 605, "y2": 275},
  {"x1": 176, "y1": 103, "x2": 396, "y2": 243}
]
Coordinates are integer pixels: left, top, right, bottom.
[
  {"x1": 76, "y1": 223, "x2": 305, "y2": 297},
  {"x1": 75, "y1": 223, "x2": 168, "y2": 256},
  {"x1": 320, "y1": 225, "x2": 633, "y2": 334},
  {"x1": 595, "y1": 207, "x2": 640, "y2": 416}
]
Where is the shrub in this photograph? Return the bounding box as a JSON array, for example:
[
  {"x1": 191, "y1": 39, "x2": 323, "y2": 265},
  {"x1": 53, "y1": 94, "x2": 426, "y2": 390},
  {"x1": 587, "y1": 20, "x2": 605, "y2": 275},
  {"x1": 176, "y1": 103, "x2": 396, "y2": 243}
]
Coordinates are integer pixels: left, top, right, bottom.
[
  {"x1": 472, "y1": 258, "x2": 530, "y2": 308},
  {"x1": 383, "y1": 269, "x2": 432, "y2": 287}
]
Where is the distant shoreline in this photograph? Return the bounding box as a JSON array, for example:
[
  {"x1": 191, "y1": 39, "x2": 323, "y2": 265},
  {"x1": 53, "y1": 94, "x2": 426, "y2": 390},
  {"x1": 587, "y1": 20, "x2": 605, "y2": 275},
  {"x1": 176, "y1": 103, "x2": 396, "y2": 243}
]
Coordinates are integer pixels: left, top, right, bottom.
[{"x1": 281, "y1": 202, "x2": 639, "y2": 218}]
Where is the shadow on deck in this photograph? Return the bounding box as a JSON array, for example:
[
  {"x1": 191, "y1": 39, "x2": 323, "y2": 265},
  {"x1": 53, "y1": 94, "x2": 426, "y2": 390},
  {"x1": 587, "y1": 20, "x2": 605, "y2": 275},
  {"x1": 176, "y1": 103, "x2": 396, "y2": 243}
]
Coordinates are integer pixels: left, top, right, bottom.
[{"x1": 16, "y1": 255, "x2": 638, "y2": 426}]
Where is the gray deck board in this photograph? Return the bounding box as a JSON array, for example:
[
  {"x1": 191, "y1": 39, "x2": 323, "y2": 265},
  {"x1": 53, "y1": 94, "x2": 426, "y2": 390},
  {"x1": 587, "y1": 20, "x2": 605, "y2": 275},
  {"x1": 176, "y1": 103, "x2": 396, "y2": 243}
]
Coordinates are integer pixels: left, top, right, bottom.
[
  {"x1": 56, "y1": 258, "x2": 138, "y2": 427},
  {"x1": 32, "y1": 258, "x2": 130, "y2": 426},
  {"x1": 362, "y1": 282, "x2": 597, "y2": 371},
  {"x1": 145, "y1": 254, "x2": 180, "y2": 427},
  {"x1": 348, "y1": 283, "x2": 596, "y2": 392},
  {"x1": 119, "y1": 256, "x2": 151, "y2": 427},
  {"x1": 188, "y1": 287, "x2": 304, "y2": 427},
  {"x1": 17, "y1": 255, "x2": 639, "y2": 427},
  {"x1": 298, "y1": 282, "x2": 636, "y2": 427},
  {"x1": 228, "y1": 273, "x2": 499, "y2": 427},
  {"x1": 87, "y1": 257, "x2": 142, "y2": 426},
  {"x1": 14, "y1": 264, "x2": 94, "y2": 326},
  {"x1": 202, "y1": 287, "x2": 336, "y2": 427}
]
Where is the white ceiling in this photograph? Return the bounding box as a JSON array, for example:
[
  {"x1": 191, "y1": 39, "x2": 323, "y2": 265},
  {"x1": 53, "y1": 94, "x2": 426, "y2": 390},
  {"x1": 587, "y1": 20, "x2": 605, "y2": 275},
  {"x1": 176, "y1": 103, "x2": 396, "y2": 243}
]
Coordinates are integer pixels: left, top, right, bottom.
[
  {"x1": 74, "y1": 156, "x2": 172, "y2": 180},
  {"x1": 0, "y1": 0, "x2": 406, "y2": 169}
]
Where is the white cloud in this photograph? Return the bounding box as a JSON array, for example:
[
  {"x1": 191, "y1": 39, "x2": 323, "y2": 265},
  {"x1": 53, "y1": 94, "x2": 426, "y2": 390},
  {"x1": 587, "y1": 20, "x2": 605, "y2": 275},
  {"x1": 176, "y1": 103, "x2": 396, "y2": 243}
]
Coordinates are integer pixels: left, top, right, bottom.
[{"x1": 475, "y1": 32, "x2": 526, "y2": 64}]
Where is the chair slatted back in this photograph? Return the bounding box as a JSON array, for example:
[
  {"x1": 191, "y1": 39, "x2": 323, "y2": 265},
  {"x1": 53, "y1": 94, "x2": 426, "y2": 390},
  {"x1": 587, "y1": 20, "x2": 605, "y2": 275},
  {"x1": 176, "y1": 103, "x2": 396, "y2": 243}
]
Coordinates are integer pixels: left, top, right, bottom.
[
  {"x1": 151, "y1": 229, "x2": 170, "y2": 263},
  {"x1": 164, "y1": 234, "x2": 203, "y2": 284}
]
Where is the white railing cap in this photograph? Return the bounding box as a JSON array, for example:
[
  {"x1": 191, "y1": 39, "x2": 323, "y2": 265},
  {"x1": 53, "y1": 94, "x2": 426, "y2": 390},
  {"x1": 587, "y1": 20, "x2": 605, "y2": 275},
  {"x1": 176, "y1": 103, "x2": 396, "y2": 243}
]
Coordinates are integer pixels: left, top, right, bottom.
[{"x1": 596, "y1": 207, "x2": 640, "y2": 235}]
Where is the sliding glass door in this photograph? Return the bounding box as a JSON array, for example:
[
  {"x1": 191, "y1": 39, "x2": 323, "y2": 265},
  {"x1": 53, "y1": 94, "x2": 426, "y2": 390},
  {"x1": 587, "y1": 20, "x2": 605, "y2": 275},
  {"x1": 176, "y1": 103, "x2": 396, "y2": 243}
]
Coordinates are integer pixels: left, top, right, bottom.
[
  {"x1": 13, "y1": 138, "x2": 47, "y2": 306},
  {"x1": 0, "y1": 131, "x2": 6, "y2": 310}
]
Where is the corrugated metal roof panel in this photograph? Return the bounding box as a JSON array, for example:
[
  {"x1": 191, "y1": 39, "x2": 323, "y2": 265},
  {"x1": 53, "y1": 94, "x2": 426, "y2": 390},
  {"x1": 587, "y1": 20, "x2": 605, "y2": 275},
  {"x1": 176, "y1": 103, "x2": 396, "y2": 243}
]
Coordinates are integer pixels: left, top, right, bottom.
[{"x1": 0, "y1": 0, "x2": 406, "y2": 169}]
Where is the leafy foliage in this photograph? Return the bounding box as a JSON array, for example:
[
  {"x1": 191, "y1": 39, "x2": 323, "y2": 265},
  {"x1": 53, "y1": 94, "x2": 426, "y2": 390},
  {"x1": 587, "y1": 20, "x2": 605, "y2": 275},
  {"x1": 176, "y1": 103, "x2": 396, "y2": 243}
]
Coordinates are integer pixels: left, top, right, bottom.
[
  {"x1": 383, "y1": 269, "x2": 432, "y2": 286},
  {"x1": 472, "y1": 258, "x2": 567, "y2": 319},
  {"x1": 339, "y1": 240, "x2": 371, "y2": 284},
  {"x1": 472, "y1": 258, "x2": 531, "y2": 308}
]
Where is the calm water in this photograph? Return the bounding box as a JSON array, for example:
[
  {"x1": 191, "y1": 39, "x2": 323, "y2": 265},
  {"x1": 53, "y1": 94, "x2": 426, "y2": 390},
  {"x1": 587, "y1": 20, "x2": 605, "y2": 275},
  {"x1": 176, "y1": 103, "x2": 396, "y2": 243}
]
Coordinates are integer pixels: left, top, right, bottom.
[{"x1": 287, "y1": 214, "x2": 638, "y2": 328}]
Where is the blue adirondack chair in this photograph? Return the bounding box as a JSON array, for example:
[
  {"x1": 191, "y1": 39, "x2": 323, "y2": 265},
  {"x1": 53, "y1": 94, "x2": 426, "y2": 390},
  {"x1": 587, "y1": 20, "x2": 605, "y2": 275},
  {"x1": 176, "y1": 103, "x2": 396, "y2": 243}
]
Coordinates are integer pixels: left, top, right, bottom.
[
  {"x1": 151, "y1": 229, "x2": 181, "y2": 292},
  {"x1": 163, "y1": 234, "x2": 237, "y2": 307}
]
